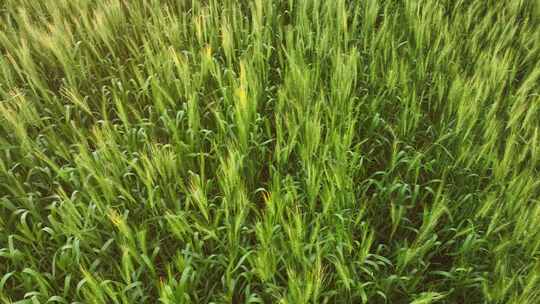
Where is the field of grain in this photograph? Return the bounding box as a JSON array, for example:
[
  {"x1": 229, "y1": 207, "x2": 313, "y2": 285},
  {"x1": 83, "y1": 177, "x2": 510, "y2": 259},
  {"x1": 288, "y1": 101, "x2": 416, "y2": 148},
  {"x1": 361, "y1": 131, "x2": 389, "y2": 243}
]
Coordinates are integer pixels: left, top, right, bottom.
[{"x1": 1, "y1": 1, "x2": 539, "y2": 303}]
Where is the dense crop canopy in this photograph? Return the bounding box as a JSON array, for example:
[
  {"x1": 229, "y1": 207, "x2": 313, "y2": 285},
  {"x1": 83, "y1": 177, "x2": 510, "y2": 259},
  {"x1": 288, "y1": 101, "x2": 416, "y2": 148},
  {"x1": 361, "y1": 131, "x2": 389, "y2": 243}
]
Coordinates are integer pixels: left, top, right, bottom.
[{"x1": 0, "y1": 0, "x2": 539, "y2": 303}]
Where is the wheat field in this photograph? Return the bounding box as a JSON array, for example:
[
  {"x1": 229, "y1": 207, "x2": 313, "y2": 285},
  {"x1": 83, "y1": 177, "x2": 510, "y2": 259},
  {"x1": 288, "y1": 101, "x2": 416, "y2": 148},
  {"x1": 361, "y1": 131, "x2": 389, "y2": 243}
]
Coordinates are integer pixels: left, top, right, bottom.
[{"x1": 0, "y1": 0, "x2": 539, "y2": 303}]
